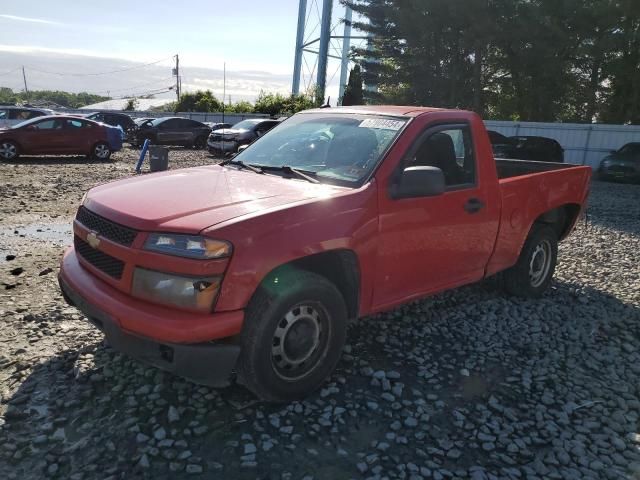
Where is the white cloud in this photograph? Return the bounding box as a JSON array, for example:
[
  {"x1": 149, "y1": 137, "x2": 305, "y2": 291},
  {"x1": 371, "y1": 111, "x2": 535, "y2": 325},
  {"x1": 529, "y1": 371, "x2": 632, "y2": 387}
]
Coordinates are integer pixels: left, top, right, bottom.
[{"x1": 0, "y1": 14, "x2": 63, "y2": 25}]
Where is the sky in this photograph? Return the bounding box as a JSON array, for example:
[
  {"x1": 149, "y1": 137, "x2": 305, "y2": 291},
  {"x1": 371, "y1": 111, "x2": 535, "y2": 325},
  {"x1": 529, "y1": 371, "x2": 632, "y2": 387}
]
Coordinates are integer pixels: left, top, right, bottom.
[{"x1": 0, "y1": 0, "x2": 362, "y2": 105}]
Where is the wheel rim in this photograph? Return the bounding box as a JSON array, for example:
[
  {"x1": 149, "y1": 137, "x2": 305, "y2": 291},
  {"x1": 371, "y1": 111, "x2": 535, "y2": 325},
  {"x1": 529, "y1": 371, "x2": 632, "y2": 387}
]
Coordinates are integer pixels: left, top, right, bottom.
[
  {"x1": 271, "y1": 303, "x2": 329, "y2": 381},
  {"x1": 0, "y1": 142, "x2": 17, "y2": 159},
  {"x1": 529, "y1": 239, "x2": 552, "y2": 288},
  {"x1": 94, "y1": 144, "x2": 110, "y2": 159}
]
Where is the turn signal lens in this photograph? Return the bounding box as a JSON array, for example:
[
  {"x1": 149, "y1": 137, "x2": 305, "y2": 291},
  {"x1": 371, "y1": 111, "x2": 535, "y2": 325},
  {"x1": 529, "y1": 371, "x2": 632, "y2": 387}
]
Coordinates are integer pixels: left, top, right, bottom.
[{"x1": 132, "y1": 268, "x2": 221, "y2": 312}]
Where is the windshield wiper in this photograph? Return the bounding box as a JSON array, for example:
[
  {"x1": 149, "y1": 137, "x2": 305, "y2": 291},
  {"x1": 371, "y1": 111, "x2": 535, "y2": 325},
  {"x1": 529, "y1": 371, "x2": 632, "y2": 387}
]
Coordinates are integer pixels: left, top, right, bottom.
[
  {"x1": 259, "y1": 165, "x2": 320, "y2": 184},
  {"x1": 219, "y1": 158, "x2": 263, "y2": 174}
]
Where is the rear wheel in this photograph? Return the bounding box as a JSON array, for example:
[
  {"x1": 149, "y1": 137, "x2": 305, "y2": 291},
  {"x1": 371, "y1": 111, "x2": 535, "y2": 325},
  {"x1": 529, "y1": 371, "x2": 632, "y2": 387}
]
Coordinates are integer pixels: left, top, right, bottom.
[
  {"x1": 0, "y1": 141, "x2": 19, "y2": 160},
  {"x1": 92, "y1": 142, "x2": 112, "y2": 161},
  {"x1": 503, "y1": 224, "x2": 558, "y2": 298},
  {"x1": 238, "y1": 270, "x2": 347, "y2": 402}
]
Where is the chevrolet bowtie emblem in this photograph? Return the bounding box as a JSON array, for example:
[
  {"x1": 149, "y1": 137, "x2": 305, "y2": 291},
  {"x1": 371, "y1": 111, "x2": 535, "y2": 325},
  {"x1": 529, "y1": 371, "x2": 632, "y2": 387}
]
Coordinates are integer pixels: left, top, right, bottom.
[{"x1": 86, "y1": 231, "x2": 101, "y2": 249}]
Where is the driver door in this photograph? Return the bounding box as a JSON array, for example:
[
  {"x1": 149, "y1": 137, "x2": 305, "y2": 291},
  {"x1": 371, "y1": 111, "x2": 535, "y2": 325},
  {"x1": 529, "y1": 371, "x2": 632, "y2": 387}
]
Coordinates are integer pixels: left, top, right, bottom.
[
  {"x1": 20, "y1": 118, "x2": 68, "y2": 154},
  {"x1": 373, "y1": 123, "x2": 500, "y2": 310}
]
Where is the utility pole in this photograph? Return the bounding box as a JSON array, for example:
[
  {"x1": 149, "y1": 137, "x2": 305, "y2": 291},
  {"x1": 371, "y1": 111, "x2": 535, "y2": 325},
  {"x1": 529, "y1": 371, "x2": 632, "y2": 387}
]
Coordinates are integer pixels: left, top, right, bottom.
[
  {"x1": 222, "y1": 62, "x2": 226, "y2": 123},
  {"x1": 22, "y1": 66, "x2": 29, "y2": 97},
  {"x1": 174, "y1": 54, "x2": 180, "y2": 102}
]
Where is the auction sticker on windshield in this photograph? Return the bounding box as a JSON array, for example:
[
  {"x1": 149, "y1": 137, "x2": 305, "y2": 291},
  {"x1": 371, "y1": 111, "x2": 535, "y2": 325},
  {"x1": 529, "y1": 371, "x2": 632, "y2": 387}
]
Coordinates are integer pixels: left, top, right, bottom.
[{"x1": 358, "y1": 118, "x2": 405, "y2": 130}]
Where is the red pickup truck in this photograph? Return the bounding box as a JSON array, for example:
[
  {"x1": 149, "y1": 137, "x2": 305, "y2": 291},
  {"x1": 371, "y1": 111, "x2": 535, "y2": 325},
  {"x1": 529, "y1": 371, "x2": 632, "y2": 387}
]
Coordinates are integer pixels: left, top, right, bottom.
[{"x1": 59, "y1": 106, "x2": 591, "y2": 401}]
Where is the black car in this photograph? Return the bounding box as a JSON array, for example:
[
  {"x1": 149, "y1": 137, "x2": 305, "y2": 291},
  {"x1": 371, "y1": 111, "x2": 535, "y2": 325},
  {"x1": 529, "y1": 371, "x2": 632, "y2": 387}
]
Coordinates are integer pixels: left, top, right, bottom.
[
  {"x1": 597, "y1": 142, "x2": 640, "y2": 183},
  {"x1": 86, "y1": 112, "x2": 137, "y2": 140},
  {"x1": 207, "y1": 118, "x2": 281, "y2": 154},
  {"x1": 135, "y1": 117, "x2": 212, "y2": 149},
  {"x1": 204, "y1": 122, "x2": 232, "y2": 131},
  {"x1": 497, "y1": 135, "x2": 565, "y2": 163}
]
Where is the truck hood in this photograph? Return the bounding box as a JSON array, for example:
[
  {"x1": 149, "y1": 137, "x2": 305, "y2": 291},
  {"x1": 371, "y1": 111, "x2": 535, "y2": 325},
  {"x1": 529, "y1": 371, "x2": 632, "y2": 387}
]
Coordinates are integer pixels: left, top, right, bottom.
[{"x1": 84, "y1": 165, "x2": 349, "y2": 233}]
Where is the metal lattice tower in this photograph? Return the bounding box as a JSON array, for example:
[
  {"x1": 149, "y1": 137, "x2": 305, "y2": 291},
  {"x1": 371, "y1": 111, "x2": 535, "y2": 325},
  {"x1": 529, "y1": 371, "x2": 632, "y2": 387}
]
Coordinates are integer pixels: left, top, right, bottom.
[{"x1": 292, "y1": 0, "x2": 366, "y2": 104}]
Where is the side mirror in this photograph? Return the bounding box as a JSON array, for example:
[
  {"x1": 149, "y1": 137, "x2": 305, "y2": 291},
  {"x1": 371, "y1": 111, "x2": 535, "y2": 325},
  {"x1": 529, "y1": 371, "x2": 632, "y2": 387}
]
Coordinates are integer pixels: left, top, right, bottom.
[{"x1": 391, "y1": 166, "x2": 445, "y2": 199}]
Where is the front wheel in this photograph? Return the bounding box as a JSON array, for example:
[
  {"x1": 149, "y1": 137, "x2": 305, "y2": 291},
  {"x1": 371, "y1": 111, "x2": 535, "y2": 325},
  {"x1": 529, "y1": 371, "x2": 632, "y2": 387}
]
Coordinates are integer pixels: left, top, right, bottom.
[
  {"x1": 503, "y1": 224, "x2": 558, "y2": 298},
  {"x1": 0, "y1": 141, "x2": 19, "y2": 160},
  {"x1": 92, "y1": 142, "x2": 112, "y2": 161},
  {"x1": 193, "y1": 136, "x2": 207, "y2": 149},
  {"x1": 238, "y1": 270, "x2": 347, "y2": 402}
]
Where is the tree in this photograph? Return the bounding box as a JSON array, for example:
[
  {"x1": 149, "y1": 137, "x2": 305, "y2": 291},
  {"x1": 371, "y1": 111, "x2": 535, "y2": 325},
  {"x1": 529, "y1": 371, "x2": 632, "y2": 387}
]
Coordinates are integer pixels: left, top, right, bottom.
[
  {"x1": 0, "y1": 87, "x2": 108, "y2": 108},
  {"x1": 175, "y1": 90, "x2": 222, "y2": 112},
  {"x1": 253, "y1": 91, "x2": 319, "y2": 116},
  {"x1": 341, "y1": 65, "x2": 364, "y2": 105},
  {"x1": 124, "y1": 98, "x2": 138, "y2": 111},
  {"x1": 342, "y1": 0, "x2": 640, "y2": 123}
]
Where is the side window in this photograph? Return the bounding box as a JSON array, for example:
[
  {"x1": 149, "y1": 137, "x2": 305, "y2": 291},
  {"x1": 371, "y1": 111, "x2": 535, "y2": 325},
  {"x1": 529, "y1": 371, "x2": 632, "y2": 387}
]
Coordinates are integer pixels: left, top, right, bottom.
[
  {"x1": 409, "y1": 126, "x2": 476, "y2": 187},
  {"x1": 10, "y1": 109, "x2": 33, "y2": 120},
  {"x1": 161, "y1": 119, "x2": 181, "y2": 129},
  {"x1": 66, "y1": 119, "x2": 85, "y2": 129},
  {"x1": 32, "y1": 119, "x2": 64, "y2": 130},
  {"x1": 0, "y1": 109, "x2": 7, "y2": 120}
]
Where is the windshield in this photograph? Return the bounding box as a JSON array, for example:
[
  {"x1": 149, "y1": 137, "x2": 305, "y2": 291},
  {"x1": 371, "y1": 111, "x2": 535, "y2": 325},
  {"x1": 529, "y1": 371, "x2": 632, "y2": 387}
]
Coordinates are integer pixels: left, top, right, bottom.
[
  {"x1": 233, "y1": 113, "x2": 407, "y2": 186},
  {"x1": 231, "y1": 119, "x2": 261, "y2": 130},
  {"x1": 618, "y1": 143, "x2": 640, "y2": 155}
]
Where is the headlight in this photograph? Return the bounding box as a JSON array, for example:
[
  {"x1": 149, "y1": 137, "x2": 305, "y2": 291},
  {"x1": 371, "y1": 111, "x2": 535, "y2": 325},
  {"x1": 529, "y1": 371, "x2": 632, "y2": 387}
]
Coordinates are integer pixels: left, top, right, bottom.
[
  {"x1": 132, "y1": 268, "x2": 220, "y2": 311},
  {"x1": 144, "y1": 234, "x2": 232, "y2": 259}
]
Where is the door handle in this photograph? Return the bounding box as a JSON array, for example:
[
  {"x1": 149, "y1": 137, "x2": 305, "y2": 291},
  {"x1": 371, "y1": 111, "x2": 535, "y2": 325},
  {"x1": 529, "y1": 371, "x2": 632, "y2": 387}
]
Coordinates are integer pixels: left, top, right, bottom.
[{"x1": 464, "y1": 198, "x2": 485, "y2": 214}]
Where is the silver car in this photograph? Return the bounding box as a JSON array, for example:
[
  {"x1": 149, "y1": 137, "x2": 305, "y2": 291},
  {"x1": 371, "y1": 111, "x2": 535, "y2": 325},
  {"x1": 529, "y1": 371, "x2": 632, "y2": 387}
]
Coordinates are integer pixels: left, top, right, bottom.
[{"x1": 0, "y1": 107, "x2": 55, "y2": 129}]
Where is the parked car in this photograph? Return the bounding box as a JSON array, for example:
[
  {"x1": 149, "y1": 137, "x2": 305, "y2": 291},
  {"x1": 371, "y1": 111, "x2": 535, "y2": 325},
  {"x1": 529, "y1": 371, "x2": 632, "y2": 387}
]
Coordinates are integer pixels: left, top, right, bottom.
[
  {"x1": 135, "y1": 117, "x2": 211, "y2": 148},
  {"x1": 495, "y1": 135, "x2": 565, "y2": 163},
  {"x1": 204, "y1": 122, "x2": 232, "y2": 130},
  {"x1": 487, "y1": 130, "x2": 514, "y2": 158},
  {"x1": 85, "y1": 112, "x2": 137, "y2": 141},
  {"x1": 597, "y1": 142, "x2": 640, "y2": 183},
  {"x1": 59, "y1": 105, "x2": 591, "y2": 401},
  {"x1": 0, "y1": 106, "x2": 55, "y2": 129},
  {"x1": 0, "y1": 115, "x2": 122, "y2": 161},
  {"x1": 207, "y1": 118, "x2": 281, "y2": 154},
  {"x1": 133, "y1": 117, "x2": 154, "y2": 126}
]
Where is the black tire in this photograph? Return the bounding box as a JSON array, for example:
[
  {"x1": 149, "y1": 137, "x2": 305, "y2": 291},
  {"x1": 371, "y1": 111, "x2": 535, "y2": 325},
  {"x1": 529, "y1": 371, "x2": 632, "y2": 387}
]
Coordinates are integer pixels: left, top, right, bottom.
[
  {"x1": 0, "y1": 140, "x2": 19, "y2": 161},
  {"x1": 193, "y1": 136, "x2": 207, "y2": 150},
  {"x1": 503, "y1": 224, "x2": 558, "y2": 298},
  {"x1": 238, "y1": 270, "x2": 348, "y2": 402},
  {"x1": 91, "y1": 142, "x2": 112, "y2": 161}
]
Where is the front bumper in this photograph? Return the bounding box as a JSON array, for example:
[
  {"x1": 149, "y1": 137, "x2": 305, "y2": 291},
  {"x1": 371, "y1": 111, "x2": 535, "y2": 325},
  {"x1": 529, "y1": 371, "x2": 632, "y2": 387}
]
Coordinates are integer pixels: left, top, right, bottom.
[
  {"x1": 59, "y1": 248, "x2": 243, "y2": 386},
  {"x1": 598, "y1": 165, "x2": 640, "y2": 182},
  {"x1": 207, "y1": 140, "x2": 239, "y2": 153}
]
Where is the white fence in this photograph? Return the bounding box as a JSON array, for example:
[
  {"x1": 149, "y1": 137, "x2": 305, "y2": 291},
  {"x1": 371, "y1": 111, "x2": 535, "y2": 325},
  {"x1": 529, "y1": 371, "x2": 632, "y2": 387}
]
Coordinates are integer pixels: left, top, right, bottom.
[
  {"x1": 485, "y1": 120, "x2": 640, "y2": 168},
  {"x1": 63, "y1": 108, "x2": 269, "y2": 125}
]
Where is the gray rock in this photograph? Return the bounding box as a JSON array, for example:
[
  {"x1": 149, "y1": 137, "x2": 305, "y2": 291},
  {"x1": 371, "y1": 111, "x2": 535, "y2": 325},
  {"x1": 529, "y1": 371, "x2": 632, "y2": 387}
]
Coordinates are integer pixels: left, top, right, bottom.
[
  {"x1": 168, "y1": 406, "x2": 180, "y2": 423},
  {"x1": 186, "y1": 464, "x2": 203, "y2": 474}
]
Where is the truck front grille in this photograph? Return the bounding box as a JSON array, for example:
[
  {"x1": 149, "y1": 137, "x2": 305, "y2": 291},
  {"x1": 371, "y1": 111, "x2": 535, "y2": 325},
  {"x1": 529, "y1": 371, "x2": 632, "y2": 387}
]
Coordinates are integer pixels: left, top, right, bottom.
[
  {"x1": 76, "y1": 206, "x2": 137, "y2": 247},
  {"x1": 74, "y1": 235, "x2": 125, "y2": 279}
]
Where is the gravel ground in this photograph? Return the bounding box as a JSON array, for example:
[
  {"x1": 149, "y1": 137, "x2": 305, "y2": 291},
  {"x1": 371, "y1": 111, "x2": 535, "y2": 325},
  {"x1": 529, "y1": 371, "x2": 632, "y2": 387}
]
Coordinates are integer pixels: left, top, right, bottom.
[{"x1": 0, "y1": 148, "x2": 639, "y2": 480}]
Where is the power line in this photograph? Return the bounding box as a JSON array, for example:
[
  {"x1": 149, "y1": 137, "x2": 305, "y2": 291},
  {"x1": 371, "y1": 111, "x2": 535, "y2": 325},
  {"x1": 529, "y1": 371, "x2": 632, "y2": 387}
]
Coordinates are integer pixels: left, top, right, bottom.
[
  {"x1": 24, "y1": 56, "x2": 172, "y2": 77},
  {"x1": 88, "y1": 77, "x2": 175, "y2": 95},
  {"x1": 0, "y1": 67, "x2": 21, "y2": 77}
]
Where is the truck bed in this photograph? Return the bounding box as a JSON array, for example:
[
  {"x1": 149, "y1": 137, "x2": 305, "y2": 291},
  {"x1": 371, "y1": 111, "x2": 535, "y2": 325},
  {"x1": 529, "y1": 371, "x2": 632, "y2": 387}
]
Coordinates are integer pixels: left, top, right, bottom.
[
  {"x1": 486, "y1": 158, "x2": 592, "y2": 277},
  {"x1": 495, "y1": 158, "x2": 579, "y2": 179}
]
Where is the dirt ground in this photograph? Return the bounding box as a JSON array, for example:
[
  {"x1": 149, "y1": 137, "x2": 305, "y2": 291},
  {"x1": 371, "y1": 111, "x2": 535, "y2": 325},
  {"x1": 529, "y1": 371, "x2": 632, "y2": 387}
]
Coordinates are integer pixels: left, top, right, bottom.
[{"x1": 0, "y1": 147, "x2": 639, "y2": 480}]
